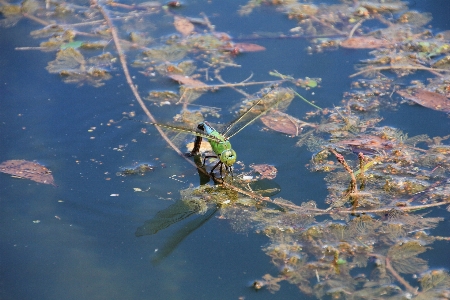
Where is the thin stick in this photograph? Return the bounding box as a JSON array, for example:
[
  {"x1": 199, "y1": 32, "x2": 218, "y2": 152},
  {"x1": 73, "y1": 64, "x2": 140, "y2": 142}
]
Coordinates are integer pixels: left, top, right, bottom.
[
  {"x1": 370, "y1": 254, "x2": 418, "y2": 295},
  {"x1": 357, "y1": 152, "x2": 366, "y2": 188},
  {"x1": 350, "y1": 65, "x2": 450, "y2": 78},
  {"x1": 336, "y1": 201, "x2": 449, "y2": 214},
  {"x1": 309, "y1": 15, "x2": 346, "y2": 35},
  {"x1": 200, "y1": 12, "x2": 215, "y2": 32},
  {"x1": 22, "y1": 12, "x2": 50, "y2": 26},
  {"x1": 329, "y1": 148, "x2": 357, "y2": 194},
  {"x1": 380, "y1": 254, "x2": 418, "y2": 294},
  {"x1": 214, "y1": 69, "x2": 251, "y2": 98},
  {"x1": 182, "y1": 79, "x2": 285, "y2": 90},
  {"x1": 348, "y1": 19, "x2": 363, "y2": 38},
  {"x1": 92, "y1": 0, "x2": 188, "y2": 159},
  {"x1": 15, "y1": 47, "x2": 49, "y2": 51}
]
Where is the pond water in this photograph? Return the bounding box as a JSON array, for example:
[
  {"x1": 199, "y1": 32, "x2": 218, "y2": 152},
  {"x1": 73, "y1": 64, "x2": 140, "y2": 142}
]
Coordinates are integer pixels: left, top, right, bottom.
[{"x1": 1, "y1": 1, "x2": 450, "y2": 299}]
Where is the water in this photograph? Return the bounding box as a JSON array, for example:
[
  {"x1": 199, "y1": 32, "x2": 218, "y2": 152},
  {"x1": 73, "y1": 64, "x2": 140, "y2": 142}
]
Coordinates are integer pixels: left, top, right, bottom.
[{"x1": 1, "y1": 1, "x2": 450, "y2": 299}]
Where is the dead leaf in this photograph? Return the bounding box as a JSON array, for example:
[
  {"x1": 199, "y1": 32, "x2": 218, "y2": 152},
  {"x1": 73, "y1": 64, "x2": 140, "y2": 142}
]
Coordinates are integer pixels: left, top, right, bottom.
[
  {"x1": 174, "y1": 16, "x2": 194, "y2": 36},
  {"x1": 234, "y1": 43, "x2": 266, "y2": 52},
  {"x1": 397, "y1": 89, "x2": 450, "y2": 112},
  {"x1": 250, "y1": 164, "x2": 277, "y2": 180},
  {"x1": 261, "y1": 111, "x2": 304, "y2": 136},
  {"x1": 0, "y1": 160, "x2": 56, "y2": 186},
  {"x1": 340, "y1": 37, "x2": 391, "y2": 49},
  {"x1": 337, "y1": 135, "x2": 394, "y2": 152},
  {"x1": 169, "y1": 74, "x2": 208, "y2": 88},
  {"x1": 221, "y1": 43, "x2": 266, "y2": 54}
]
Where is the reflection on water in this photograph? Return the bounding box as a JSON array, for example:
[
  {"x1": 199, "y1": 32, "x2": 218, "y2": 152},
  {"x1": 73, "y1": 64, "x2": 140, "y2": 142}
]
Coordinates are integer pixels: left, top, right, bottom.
[{"x1": 136, "y1": 202, "x2": 218, "y2": 264}]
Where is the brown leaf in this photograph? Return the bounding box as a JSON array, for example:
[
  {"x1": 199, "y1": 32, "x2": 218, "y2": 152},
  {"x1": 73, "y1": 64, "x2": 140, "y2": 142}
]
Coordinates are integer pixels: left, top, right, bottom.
[
  {"x1": 173, "y1": 16, "x2": 194, "y2": 36},
  {"x1": 340, "y1": 37, "x2": 391, "y2": 49},
  {"x1": 261, "y1": 111, "x2": 303, "y2": 136},
  {"x1": 0, "y1": 160, "x2": 56, "y2": 186},
  {"x1": 221, "y1": 43, "x2": 266, "y2": 54},
  {"x1": 250, "y1": 164, "x2": 277, "y2": 180},
  {"x1": 168, "y1": 74, "x2": 208, "y2": 88},
  {"x1": 337, "y1": 135, "x2": 394, "y2": 151},
  {"x1": 233, "y1": 43, "x2": 266, "y2": 52},
  {"x1": 397, "y1": 89, "x2": 450, "y2": 112}
]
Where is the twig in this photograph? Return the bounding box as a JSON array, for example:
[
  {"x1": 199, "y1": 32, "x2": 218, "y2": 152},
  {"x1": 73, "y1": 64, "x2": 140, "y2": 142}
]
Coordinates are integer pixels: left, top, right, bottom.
[
  {"x1": 92, "y1": 0, "x2": 188, "y2": 161},
  {"x1": 370, "y1": 254, "x2": 418, "y2": 295},
  {"x1": 336, "y1": 201, "x2": 449, "y2": 214},
  {"x1": 329, "y1": 148, "x2": 357, "y2": 194},
  {"x1": 309, "y1": 15, "x2": 346, "y2": 35},
  {"x1": 177, "y1": 79, "x2": 285, "y2": 91},
  {"x1": 15, "y1": 46, "x2": 49, "y2": 51},
  {"x1": 22, "y1": 12, "x2": 51, "y2": 26},
  {"x1": 348, "y1": 19, "x2": 363, "y2": 38},
  {"x1": 200, "y1": 12, "x2": 215, "y2": 32},
  {"x1": 350, "y1": 65, "x2": 450, "y2": 78},
  {"x1": 107, "y1": 1, "x2": 152, "y2": 10},
  {"x1": 357, "y1": 152, "x2": 366, "y2": 188},
  {"x1": 214, "y1": 69, "x2": 251, "y2": 98},
  {"x1": 379, "y1": 254, "x2": 418, "y2": 294}
]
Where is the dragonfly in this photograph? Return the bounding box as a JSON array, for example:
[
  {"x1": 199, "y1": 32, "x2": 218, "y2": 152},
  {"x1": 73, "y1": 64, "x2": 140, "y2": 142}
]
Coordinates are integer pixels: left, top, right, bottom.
[{"x1": 145, "y1": 87, "x2": 281, "y2": 177}]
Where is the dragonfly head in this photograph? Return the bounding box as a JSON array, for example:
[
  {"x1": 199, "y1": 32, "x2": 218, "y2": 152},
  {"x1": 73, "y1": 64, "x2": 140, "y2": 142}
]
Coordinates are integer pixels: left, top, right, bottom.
[{"x1": 221, "y1": 149, "x2": 237, "y2": 166}]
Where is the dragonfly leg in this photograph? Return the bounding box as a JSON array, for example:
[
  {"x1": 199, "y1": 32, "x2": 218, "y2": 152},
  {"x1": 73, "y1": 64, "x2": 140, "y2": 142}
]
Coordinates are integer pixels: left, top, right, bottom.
[
  {"x1": 210, "y1": 161, "x2": 222, "y2": 176},
  {"x1": 227, "y1": 165, "x2": 234, "y2": 179}
]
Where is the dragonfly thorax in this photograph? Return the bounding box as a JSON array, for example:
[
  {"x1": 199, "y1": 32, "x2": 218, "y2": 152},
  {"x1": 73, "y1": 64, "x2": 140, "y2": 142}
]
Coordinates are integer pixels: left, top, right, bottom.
[{"x1": 220, "y1": 149, "x2": 237, "y2": 166}]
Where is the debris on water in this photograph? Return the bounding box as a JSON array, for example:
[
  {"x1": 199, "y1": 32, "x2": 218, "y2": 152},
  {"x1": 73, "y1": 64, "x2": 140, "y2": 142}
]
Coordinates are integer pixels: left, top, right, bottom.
[
  {"x1": 0, "y1": 160, "x2": 56, "y2": 186},
  {"x1": 397, "y1": 89, "x2": 450, "y2": 113},
  {"x1": 250, "y1": 164, "x2": 278, "y2": 180},
  {"x1": 117, "y1": 164, "x2": 154, "y2": 176},
  {"x1": 261, "y1": 111, "x2": 307, "y2": 136},
  {"x1": 173, "y1": 16, "x2": 194, "y2": 36}
]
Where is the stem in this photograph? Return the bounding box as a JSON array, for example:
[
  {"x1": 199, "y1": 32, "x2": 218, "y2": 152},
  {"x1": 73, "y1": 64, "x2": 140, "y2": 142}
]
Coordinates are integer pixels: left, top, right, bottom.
[
  {"x1": 92, "y1": 0, "x2": 190, "y2": 161},
  {"x1": 290, "y1": 88, "x2": 322, "y2": 110},
  {"x1": 370, "y1": 254, "x2": 418, "y2": 295},
  {"x1": 22, "y1": 12, "x2": 50, "y2": 26},
  {"x1": 329, "y1": 148, "x2": 357, "y2": 194},
  {"x1": 385, "y1": 257, "x2": 417, "y2": 295},
  {"x1": 184, "y1": 79, "x2": 285, "y2": 90},
  {"x1": 348, "y1": 19, "x2": 363, "y2": 38},
  {"x1": 350, "y1": 65, "x2": 450, "y2": 78}
]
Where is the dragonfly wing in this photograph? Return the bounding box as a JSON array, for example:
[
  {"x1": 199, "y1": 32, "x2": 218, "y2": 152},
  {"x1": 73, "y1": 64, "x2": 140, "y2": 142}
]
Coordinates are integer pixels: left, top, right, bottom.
[
  {"x1": 222, "y1": 87, "x2": 284, "y2": 139},
  {"x1": 142, "y1": 121, "x2": 223, "y2": 143},
  {"x1": 221, "y1": 87, "x2": 275, "y2": 137}
]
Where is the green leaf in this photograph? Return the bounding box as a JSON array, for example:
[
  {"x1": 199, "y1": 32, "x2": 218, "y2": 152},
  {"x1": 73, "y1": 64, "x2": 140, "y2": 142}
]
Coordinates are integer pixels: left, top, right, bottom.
[{"x1": 60, "y1": 41, "x2": 83, "y2": 50}]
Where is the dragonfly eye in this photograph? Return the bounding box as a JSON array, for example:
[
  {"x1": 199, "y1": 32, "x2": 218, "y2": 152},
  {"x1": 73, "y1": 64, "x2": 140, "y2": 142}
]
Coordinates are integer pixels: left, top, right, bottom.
[{"x1": 221, "y1": 149, "x2": 236, "y2": 166}]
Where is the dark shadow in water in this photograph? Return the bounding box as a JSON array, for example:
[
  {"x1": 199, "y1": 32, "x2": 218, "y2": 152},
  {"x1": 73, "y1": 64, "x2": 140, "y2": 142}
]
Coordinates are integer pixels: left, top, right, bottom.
[{"x1": 135, "y1": 200, "x2": 218, "y2": 264}]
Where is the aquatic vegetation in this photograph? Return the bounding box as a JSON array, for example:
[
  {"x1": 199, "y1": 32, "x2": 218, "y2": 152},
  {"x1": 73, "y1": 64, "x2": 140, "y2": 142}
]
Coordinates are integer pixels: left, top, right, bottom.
[{"x1": 3, "y1": 0, "x2": 450, "y2": 298}]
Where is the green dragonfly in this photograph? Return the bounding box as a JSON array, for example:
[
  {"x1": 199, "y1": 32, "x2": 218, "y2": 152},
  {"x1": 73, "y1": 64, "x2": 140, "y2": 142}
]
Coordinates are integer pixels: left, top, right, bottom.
[{"x1": 146, "y1": 87, "x2": 281, "y2": 177}]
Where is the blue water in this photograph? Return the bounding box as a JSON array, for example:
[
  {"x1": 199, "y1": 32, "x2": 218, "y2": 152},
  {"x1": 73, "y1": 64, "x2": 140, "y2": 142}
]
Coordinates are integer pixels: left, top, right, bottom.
[{"x1": 1, "y1": 1, "x2": 450, "y2": 299}]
